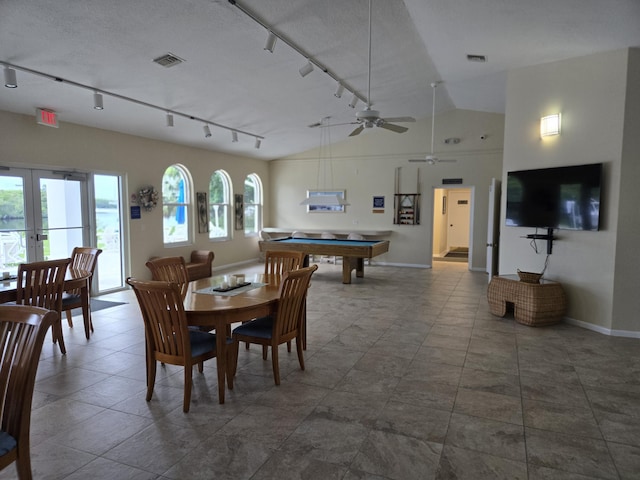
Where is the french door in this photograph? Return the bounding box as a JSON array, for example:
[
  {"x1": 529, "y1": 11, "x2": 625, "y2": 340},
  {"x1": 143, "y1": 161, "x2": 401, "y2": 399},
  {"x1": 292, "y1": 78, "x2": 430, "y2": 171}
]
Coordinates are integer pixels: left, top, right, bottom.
[{"x1": 0, "y1": 168, "x2": 88, "y2": 271}]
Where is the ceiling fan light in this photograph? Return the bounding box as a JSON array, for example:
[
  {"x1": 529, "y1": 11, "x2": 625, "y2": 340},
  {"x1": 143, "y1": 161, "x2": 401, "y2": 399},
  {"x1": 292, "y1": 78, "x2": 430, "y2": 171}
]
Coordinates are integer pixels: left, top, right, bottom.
[
  {"x1": 4, "y1": 67, "x2": 17, "y2": 88},
  {"x1": 299, "y1": 61, "x2": 314, "y2": 77}
]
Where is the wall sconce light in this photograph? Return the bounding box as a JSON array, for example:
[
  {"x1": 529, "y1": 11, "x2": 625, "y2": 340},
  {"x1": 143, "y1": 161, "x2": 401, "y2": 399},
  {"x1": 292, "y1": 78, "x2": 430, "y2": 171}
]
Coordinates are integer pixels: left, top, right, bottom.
[
  {"x1": 540, "y1": 113, "x2": 561, "y2": 137},
  {"x1": 93, "y1": 92, "x2": 104, "y2": 110},
  {"x1": 4, "y1": 67, "x2": 17, "y2": 88}
]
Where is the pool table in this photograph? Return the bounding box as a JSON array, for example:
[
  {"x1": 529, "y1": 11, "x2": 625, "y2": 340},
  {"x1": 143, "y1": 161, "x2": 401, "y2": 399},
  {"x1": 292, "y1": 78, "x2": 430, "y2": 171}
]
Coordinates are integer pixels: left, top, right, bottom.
[{"x1": 259, "y1": 237, "x2": 389, "y2": 284}]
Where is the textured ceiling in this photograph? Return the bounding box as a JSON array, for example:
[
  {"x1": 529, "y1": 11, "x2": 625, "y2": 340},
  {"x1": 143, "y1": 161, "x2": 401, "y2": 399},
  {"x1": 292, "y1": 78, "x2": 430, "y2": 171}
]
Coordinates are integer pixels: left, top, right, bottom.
[{"x1": 1, "y1": 0, "x2": 639, "y2": 160}]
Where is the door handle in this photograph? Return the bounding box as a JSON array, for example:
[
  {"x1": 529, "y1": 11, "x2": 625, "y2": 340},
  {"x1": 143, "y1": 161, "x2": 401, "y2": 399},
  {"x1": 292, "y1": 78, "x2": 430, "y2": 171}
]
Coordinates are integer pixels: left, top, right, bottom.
[{"x1": 36, "y1": 234, "x2": 48, "y2": 241}]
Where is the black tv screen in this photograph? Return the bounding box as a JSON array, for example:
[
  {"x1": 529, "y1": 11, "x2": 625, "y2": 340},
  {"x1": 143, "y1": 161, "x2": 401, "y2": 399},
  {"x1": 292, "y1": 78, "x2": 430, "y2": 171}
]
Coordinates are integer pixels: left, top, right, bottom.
[{"x1": 506, "y1": 163, "x2": 602, "y2": 231}]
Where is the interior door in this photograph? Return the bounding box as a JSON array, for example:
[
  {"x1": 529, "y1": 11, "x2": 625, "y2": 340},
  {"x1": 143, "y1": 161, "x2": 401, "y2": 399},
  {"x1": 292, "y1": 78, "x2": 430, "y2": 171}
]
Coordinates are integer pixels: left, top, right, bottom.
[
  {"x1": 447, "y1": 190, "x2": 471, "y2": 248},
  {"x1": 486, "y1": 178, "x2": 501, "y2": 281}
]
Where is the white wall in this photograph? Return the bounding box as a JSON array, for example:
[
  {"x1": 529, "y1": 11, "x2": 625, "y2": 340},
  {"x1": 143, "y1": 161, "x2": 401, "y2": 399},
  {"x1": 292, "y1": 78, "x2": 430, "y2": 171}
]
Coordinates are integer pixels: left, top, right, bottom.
[
  {"x1": 500, "y1": 48, "x2": 637, "y2": 332},
  {"x1": 0, "y1": 110, "x2": 269, "y2": 279},
  {"x1": 269, "y1": 109, "x2": 504, "y2": 270}
]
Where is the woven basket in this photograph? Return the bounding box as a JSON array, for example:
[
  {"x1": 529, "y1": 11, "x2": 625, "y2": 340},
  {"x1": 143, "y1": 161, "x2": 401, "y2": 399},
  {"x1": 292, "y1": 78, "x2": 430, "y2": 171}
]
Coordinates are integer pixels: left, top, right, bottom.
[{"x1": 517, "y1": 270, "x2": 542, "y2": 284}]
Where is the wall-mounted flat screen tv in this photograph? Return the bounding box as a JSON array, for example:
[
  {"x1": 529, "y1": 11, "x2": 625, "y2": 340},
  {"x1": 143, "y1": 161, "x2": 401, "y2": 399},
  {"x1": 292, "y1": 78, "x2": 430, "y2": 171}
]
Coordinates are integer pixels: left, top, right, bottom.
[{"x1": 506, "y1": 163, "x2": 602, "y2": 231}]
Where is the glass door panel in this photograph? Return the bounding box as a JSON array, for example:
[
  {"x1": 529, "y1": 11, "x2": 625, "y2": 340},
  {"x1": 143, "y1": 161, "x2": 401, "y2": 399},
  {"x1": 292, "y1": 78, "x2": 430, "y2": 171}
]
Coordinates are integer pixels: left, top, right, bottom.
[
  {"x1": 94, "y1": 174, "x2": 124, "y2": 291},
  {"x1": 0, "y1": 172, "x2": 30, "y2": 276}
]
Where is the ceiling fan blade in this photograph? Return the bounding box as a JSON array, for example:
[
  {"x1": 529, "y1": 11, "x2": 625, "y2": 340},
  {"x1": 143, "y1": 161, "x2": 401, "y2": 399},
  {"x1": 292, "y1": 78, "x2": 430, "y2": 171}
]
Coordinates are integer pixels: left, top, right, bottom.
[
  {"x1": 379, "y1": 123, "x2": 408, "y2": 134},
  {"x1": 309, "y1": 121, "x2": 358, "y2": 128},
  {"x1": 408, "y1": 158, "x2": 427, "y2": 163},
  {"x1": 349, "y1": 125, "x2": 364, "y2": 137},
  {"x1": 438, "y1": 158, "x2": 457, "y2": 163},
  {"x1": 383, "y1": 116, "x2": 415, "y2": 123},
  {"x1": 307, "y1": 122, "x2": 322, "y2": 128}
]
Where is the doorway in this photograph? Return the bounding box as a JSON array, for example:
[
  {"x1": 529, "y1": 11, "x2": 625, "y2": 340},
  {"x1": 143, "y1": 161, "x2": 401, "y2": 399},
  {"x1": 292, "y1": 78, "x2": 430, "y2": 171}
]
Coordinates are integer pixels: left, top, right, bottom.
[
  {"x1": 0, "y1": 168, "x2": 125, "y2": 293},
  {"x1": 432, "y1": 187, "x2": 472, "y2": 263}
]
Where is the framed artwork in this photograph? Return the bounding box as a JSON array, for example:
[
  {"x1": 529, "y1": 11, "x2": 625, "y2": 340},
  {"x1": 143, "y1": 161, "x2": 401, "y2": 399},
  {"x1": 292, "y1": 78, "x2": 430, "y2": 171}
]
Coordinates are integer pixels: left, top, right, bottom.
[
  {"x1": 197, "y1": 192, "x2": 209, "y2": 233},
  {"x1": 234, "y1": 193, "x2": 244, "y2": 230},
  {"x1": 306, "y1": 190, "x2": 346, "y2": 213}
]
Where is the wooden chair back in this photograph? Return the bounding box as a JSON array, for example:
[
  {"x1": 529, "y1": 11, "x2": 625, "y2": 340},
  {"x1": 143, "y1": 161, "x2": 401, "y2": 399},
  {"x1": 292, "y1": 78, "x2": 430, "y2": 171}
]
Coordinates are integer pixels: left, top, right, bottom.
[
  {"x1": 67, "y1": 247, "x2": 102, "y2": 294},
  {"x1": 16, "y1": 258, "x2": 70, "y2": 311},
  {"x1": 273, "y1": 264, "x2": 318, "y2": 344},
  {"x1": 264, "y1": 251, "x2": 305, "y2": 276},
  {"x1": 0, "y1": 305, "x2": 57, "y2": 478},
  {"x1": 127, "y1": 278, "x2": 192, "y2": 363},
  {"x1": 145, "y1": 257, "x2": 189, "y2": 300}
]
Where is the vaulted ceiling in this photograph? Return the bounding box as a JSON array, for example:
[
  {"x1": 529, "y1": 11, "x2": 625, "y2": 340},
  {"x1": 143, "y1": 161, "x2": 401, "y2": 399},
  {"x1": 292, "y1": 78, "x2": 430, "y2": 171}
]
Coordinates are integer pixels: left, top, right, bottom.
[{"x1": 1, "y1": 0, "x2": 639, "y2": 160}]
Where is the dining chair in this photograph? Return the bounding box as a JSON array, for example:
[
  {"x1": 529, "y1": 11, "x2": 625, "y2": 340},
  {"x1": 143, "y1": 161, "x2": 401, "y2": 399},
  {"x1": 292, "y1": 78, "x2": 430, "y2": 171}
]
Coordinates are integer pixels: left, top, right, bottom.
[
  {"x1": 127, "y1": 278, "x2": 232, "y2": 412},
  {"x1": 264, "y1": 250, "x2": 305, "y2": 276},
  {"x1": 0, "y1": 305, "x2": 57, "y2": 480},
  {"x1": 16, "y1": 258, "x2": 71, "y2": 355},
  {"x1": 231, "y1": 264, "x2": 318, "y2": 385},
  {"x1": 145, "y1": 256, "x2": 189, "y2": 300},
  {"x1": 62, "y1": 247, "x2": 102, "y2": 337}
]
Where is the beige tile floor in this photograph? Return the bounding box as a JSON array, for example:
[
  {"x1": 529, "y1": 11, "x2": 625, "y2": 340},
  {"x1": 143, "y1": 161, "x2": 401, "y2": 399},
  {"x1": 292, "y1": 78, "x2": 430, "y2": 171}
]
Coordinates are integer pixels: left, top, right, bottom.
[{"x1": 2, "y1": 261, "x2": 640, "y2": 479}]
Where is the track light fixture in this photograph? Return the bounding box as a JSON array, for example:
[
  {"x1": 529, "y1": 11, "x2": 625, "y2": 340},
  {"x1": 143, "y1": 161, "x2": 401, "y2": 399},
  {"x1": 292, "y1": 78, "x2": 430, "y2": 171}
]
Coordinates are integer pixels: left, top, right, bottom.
[
  {"x1": 254, "y1": 138, "x2": 261, "y2": 149},
  {"x1": 334, "y1": 82, "x2": 345, "y2": 98},
  {"x1": 264, "y1": 31, "x2": 277, "y2": 53},
  {"x1": 348, "y1": 93, "x2": 359, "y2": 109},
  {"x1": 232, "y1": 131, "x2": 238, "y2": 142},
  {"x1": 299, "y1": 61, "x2": 314, "y2": 78},
  {"x1": 0, "y1": 61, "x2": 264, "y2": 147},
  {"x1": 93, "y1": 92, "x2": 103, "y2": 110},
  {"x1": 4, "y1": 67, "x2": 17, "y2": 88}
]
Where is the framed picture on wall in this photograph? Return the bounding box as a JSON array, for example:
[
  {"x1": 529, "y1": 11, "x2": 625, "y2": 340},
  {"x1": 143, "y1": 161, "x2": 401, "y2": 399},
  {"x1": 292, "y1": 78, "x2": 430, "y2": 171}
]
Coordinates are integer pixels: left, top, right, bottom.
[
  {"x1": 197, "y1": 192, "x2": 209, "y2": 233},
  {"x1": 306, "y1": 190, "x2": 346, "y2": 213},
  {"x1": 234, "y1": 193, "x2": 244, "y2": 230}
]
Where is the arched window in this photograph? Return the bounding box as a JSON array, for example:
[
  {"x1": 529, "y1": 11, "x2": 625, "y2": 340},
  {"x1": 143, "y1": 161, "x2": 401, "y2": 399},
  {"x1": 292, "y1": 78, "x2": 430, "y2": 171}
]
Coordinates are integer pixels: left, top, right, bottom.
[
  {"x1": 243, "y1": 173, "x2": 262, "y2": 236},
  {"x1": 162, "y1": 164, "x2": 191, "y2": 245},
  {"x1": 208, "y1": 170, "x2": 231, "y2": 240}
]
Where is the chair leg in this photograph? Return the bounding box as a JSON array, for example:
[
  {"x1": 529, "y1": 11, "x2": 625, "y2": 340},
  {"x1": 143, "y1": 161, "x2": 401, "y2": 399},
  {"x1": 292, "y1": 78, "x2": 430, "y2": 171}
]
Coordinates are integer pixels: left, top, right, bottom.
[
  {"x1": 146, "y1": 358, "x2": 157, "y2": 402},
  {"x1": 271, "y1": 344, "x2": 280, "y2": 385},
  {"x1": 296, "y1": 335, "x2": 305, "y2": 371},
  {"x1": 16, "y1": 451, "x2": 33, "y2": 480},
  {"x1": 262, "y1": 345, "x2": 268, "y2": 360},
  {"x1": 232, "y1": 339, "x2": 240, "y2": 378},
  {"x1": 66, "y1": 309, "x2": 74, "y2": 328},
  {"x1": 53, "y1": 318, "x2": 66, "y2": 354},
  {"x1": 287, "y1": 340, "x2": 292, "y2": 352},
  {"x1": 183, "y1": 364, "x2": 193, "y2": 413},
  {"x1": 227, "y1": 347, "x2": 235, "y2": 390},
  {"x1": 197, "y1": 361, "x2": 204, "y2": 373}
]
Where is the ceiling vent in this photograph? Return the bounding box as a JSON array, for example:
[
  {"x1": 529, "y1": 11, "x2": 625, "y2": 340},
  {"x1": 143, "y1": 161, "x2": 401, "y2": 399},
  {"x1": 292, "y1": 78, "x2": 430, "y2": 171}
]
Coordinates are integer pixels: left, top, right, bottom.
[
  {"x1": 466, "y1": 54, "x2": 487, "y2": 63},
  {"x1": 152, "y1": 53, "x2": 185, "y2": 68}
]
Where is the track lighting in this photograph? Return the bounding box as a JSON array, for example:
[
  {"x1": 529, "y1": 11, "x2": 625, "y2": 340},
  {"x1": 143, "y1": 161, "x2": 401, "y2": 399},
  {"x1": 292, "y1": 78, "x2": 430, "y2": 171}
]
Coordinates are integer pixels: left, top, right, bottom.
[
  {"x1": 231, "y1": 131, "x2": 238, "y2": 143},
  {"x1": 348, "y1": 93, "x2": 359, "y2": 108},
  {"x1": 264, "y1": 31, "x2": 277, "y2": 53},
  {"x1": 203, "y1": 125, "x2": 212, "y2": 138},
  {"x1": 334, "y1": 82, "x2": 345, "y2": 98},
  {"x1": 166, "y1": 113, "x2": 174, "y2": 127},
  {"x1": 93, "y1": 92, "x2": 103, "y2": 110},
  {"x1": 4, "y1": 67, "x2": 17, "y2": 88},
  {"x1": 299, "y1": 61, "x2": 314, "y2": 78},
  {"x1": 254, "y1": 138, "x2": 261, "y2": 149}
]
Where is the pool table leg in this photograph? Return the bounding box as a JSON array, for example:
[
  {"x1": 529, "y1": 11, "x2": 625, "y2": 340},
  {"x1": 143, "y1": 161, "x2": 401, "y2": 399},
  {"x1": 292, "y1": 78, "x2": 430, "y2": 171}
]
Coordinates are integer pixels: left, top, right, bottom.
[{"x1": 341, "y1": 257, "x2": 353, "y2": 284}]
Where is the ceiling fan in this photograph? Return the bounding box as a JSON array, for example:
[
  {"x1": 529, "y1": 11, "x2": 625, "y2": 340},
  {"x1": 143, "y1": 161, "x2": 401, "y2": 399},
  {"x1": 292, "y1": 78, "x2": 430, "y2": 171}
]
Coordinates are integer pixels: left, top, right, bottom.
[
  {"x1": 309, "y1": 0, "x2": 415, "y2": 136},
  {"x1": 409, "y1": 82, "x2": 457, "y2": 165}
]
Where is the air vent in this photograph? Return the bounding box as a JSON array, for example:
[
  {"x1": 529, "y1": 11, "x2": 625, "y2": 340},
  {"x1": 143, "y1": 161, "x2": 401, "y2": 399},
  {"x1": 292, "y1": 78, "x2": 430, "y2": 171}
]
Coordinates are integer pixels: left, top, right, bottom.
[
  {"x1": 152, "y1": 53, "x2": 185, "y2": 68},
  {"x1": 466, "y1": 54, "x2": 487, "y2": 63}
]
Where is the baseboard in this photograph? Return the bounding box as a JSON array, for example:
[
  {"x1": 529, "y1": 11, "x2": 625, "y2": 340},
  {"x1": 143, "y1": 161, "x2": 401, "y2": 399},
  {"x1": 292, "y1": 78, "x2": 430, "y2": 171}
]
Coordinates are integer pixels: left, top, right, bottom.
[
  {"x1": 213, "y1": 258, "x2": 258, "y2": 272},
  {"x1": 564, "y1": 316, "x2": 640, "y2": 338}
]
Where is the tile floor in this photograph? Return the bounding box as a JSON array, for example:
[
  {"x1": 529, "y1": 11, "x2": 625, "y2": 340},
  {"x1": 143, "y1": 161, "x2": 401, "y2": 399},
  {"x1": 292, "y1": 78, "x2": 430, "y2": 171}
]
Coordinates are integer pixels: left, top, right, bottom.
[{"x1": 2, "y1": 261, "x2": 640, "y2": 479}]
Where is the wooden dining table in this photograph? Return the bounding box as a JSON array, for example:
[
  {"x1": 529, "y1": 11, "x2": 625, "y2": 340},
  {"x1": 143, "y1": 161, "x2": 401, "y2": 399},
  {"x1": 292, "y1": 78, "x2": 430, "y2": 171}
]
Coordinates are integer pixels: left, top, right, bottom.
[
  {"x1": 0, "y1": 267, "x2": 93, "y2": 339},
  {"x1": 183, "y1": 273, "x2": 282, "y2": 404}
]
